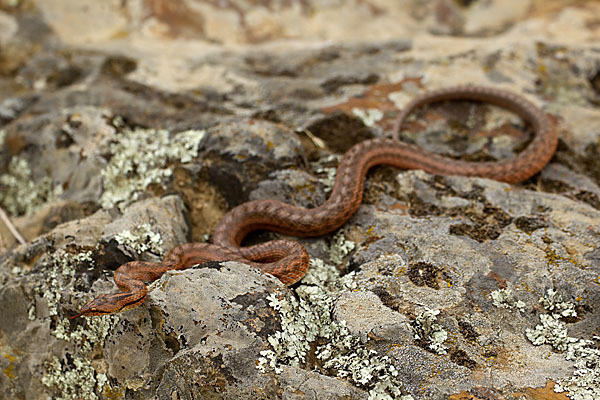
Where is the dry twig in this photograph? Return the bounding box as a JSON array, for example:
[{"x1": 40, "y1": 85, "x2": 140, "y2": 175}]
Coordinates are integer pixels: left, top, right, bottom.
[{"x1": 0, "y1": 205, "x2": 25, "y2": 245}]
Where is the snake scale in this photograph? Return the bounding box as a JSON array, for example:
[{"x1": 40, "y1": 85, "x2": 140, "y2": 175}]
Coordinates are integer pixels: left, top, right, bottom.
[{"x1": 73, "y1": 85, "x2": 557, "y2": 317}]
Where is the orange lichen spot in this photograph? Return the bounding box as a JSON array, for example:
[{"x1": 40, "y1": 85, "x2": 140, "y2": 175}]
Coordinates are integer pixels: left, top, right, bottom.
[
  {"x1": 386, "y1": 343, "x2": 406, "y2": 355},
  {"x1": 296, "y1": 183, "x2": 316, "y2": 194},
  {"x1": 448, "y1": 391, "x2": 479, "y2": 399},
  {"x1": 3, "y1": 354, "x2": 16, "y2": 380},
  {"x1": 103, "y1": 384, "x2": 125, "y2": 400},
  {"x1": 390, "y1": 203, "x2": 408, "y2": 212},
  {"x1": 451, "y1": 380, "x2": 569, "y2": 399},
  {"x1": 514, "y1": 380, "x2": 569, "y2": 400},
  {"x1": 321, "y1": 78, "x2": 424, "y2": 130},
  {"x1": 3, "y1": 364, "x2": 15, "y2": 379}
]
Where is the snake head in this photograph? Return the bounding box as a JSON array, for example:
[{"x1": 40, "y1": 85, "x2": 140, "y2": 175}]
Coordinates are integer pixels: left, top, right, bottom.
[
  {"x1": 70, "y1": 292, "x2": 145, "y2": 318},
  {"x1": 70, "y1": 294, "x2": 122, "y2": 318}
]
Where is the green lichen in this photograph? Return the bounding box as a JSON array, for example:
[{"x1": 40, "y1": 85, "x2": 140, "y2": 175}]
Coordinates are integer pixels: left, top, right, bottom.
[
  {"x1": 525, "y1": 289, "x2": 579, "y2": 352},
  {"x1": 328, "y1": 231, "x2": 355, "y2": 265},
  {"x1": 100, "y1": 127, "x2": 205, "y2": 209},
  {"x1": 0, "y1": 129, "x2": 5, "y2": 147},
  {"x1": 0, "y1": 157, "x2": 60, "y2": 216},
  {"x1": 52, "y1": 313, "x2": 117, "y2": 354},
  {"x1": 32, "y1": 250, "x2": 120, "y2": 399},
  {"x1": 519, "y1": 289, "x2": 598, "y2": 400},
  {"x1": 352, "y1": 107, "x2": 383, "y2": 127},
  {"x1": 31, "y1": 251, "x2": 94, "y2": 318},
  {"x1": 555, "y1": 336, "x2": 600, "y2": 400},
  {"x1": 113, "y1": 223, "x2": 164, "y2": 255},
  {"x1": 412, "y1": 308, "x2": 448, "y2": 355},
  {"x1": 490, "y1": 288, "x2": 526, "y2": 312},
  {"x1": 313, "y1": 154, "x2": 340, "y2": 193},
  {"x1": 42, "y1": 356, "x2": 109, "y2": 400},
  {"x1": 257, "y1": 258, "x2": 411, "y2": 399},
  {"x1": 538, "y1": 288, "x2": 577, "y2": 318},
  {"x1": 526, "y1": 313, "x2": 576, "y2": 352}
]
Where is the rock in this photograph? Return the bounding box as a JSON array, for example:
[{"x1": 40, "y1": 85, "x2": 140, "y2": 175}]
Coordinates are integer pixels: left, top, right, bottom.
[{"x1": 1, "y1": 2, "x2": 600, "y2": 399}]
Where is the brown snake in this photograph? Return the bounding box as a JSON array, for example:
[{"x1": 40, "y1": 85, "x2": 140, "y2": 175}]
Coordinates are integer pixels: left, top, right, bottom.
[{"x1": 73, "y1": 85, "x2": 557, "y2": 317}]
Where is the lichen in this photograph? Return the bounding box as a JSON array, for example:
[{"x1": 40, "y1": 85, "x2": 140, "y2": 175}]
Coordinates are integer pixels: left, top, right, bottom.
[
  {"x1": 113, "y1": 223, "x2": 164, "y2": 255},
  {"x1": 52, "y1": 314, "x2": 117, "y2": 354},
  {"x1": 490, "y1": 288, "x2": 526, "y2": 312},
  {"x1": 539, "y1": 288, "x2": 577, "y2": 318},
  {"x1": 328, "y1": 231, "x2": 355, "y2": 265},
  {"x1": 257, "y1": 258, "x2": 411, "y2": 399},
  {"x1": 526, "y1": 313, "x2": 577, "y2": 352},
  {"x1": 523, "y1": 289, "x2": 599, "y2": 400},
  {"x1": 555, "y1": 336, "x2": 600, "y2": 400},
  {"x1": 352, "y1": 107, "x2": 383, "y2": 127},
  {"x1": 313, "y1": 154, "x2": 340, "y2": 193},
  {"x1": 100, "y1": 127, "x2": 205, "y2": 209},
  {"x1": 42, "y1": 356, "x2": 110, "y2": 400},
  {"x1": 0, "y1": 129, "x2": 5, "y2": 147},
  {"x1": 525, "y1": 289, "x2": 578, "y2": 352},
  {"x1": 0, "y1": 156, "x2": 60, "y2": 216},
  {"x1": 31, "y1": 250, "x2": 120, "y2": 399},
  {"x1": 3, "y1": 352, "x2": 16, "y2": 380},
  {"x1": 32, "y1": 251, "x2": 94, "y2": 318},
  {"x1": 412, "y1": 308, "x2": 448, "y2": 355}
]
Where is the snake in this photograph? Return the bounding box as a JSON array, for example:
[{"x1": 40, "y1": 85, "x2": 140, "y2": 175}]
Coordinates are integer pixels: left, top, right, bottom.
[{"x1": 72, "y1": 85, "x2": 557, "y2": 317}]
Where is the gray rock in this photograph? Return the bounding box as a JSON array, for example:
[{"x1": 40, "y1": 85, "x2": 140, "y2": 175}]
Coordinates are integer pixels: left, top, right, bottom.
[{"x1": 1, "y1": 3, "x2": 600, "y2": 399}]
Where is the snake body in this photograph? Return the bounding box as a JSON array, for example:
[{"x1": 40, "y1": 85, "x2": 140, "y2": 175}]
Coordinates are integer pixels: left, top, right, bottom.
[{"x1": 74, "y1": 86, "x2": 557, "y2": 317}]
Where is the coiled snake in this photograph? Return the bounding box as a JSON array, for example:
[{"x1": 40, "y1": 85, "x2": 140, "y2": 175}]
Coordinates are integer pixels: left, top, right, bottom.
[{"x1": 73, "y1": 85, "x2": 557, "y2": 317}]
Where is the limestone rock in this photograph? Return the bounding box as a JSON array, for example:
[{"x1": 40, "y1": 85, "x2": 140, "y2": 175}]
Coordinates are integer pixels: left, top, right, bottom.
[{"x1": 1, "y1": 1, "x2": 599, "y2": 399}]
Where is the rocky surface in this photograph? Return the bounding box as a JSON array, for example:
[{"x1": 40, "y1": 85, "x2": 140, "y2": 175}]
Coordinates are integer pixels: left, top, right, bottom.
[{"x1": 1, "y1": 1, "x2": 600, "y2": 399}]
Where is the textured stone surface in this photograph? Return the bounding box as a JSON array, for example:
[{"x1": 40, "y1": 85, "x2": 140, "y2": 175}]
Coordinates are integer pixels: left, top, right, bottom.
[{"x1": 1, "y1": 1, "x2": 600, "y2": 399}]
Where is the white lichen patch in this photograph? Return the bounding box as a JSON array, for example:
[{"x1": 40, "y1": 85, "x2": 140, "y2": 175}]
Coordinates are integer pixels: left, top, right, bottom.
[
  {"x1": 33, "y1": 251, "x2": 94, "y2": 318},
  {"x1": 539, "y1": 288, "x2": 577, "y2": 318},
  {"x1": 313, "y1": 154, "x2": 340, "y2": 193},
  {"x1": 526, "y1": 313, "x2": 577, "y2": 352},
  {"x1": 43, "y1": 313, "x2": 116, "y2": 400},
  {"x1": 525, "y1": 289, "x2": 578, "y2": 352},
  {"x1": 0, "y1": 156, "x2": 61, "y2": 216},
  {"x1": 412, "y1": 308, "x2": 448, "y2": 355},
  {"x1": 28, "y1": 304, "x2": 36, "y2": 321},
  {"x1": 257, "y1": 258, "x2": 411, "y2": 399},
  {"x1": 352, "y1": 107, "x2": 383, "y2": 127},
  {"x1": 42, "y1": 355, "x2": 109, "y2": 400},
  {"x1": 31, "y1": 250, "x2": 119, "y2": 399},
  {"x1": 114, "y1": 223, "x2": 164, "y2": 255},
  {"x1": 328, "y1": 231, "x2": 355, "y2": 265},
  {"x1": 53, "y1": 313, "x2": 117, "y2": 354},
  {"x1": 100, "y1": 127, "x2": 205, "y2": 209},
  {"x1": 524, "y1": 289, "x2": 599, "y2": 400},
  {"x1": 490, "y1": 288, "x2": 526, "y2": 312},
  {"x1": 555, "y1": 336, "x2": 600, "y2": 400}
]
